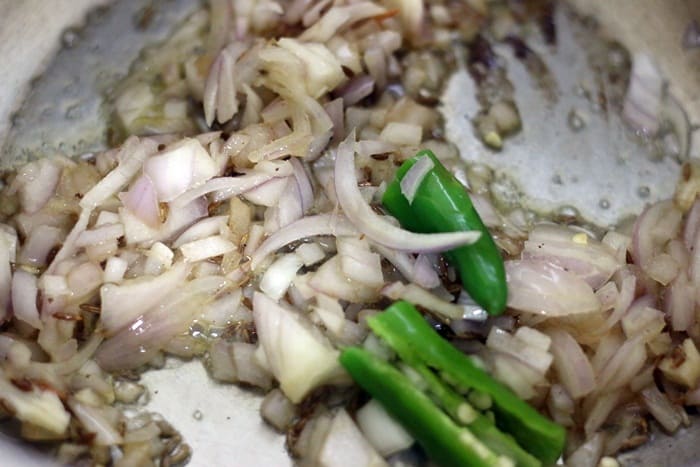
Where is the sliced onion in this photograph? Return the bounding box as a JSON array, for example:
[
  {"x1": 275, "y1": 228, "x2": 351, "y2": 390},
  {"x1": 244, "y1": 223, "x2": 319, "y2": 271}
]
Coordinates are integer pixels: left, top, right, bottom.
[
  {"x1": 400, "y1": 154, "x2": 434, "y2": 204},
  {"x1": 0, "y1": 372, "x2": 70, "y2": 435},
  {"x1": 75, "y1": 223, "x2": 125, "y2": 248},
  {"x1": 259, "y1": 253, "x2": 304, "y2": 301},
  {"x1": 522, "y1": 224, "x2": 621, "y2": 289},
  {"x1": 253, "y1": 292, "x2": 342, "y2": 403},
  {"x1": 641, "y1": 385, "x2": 684, "y2": 433},
  {"x1": 250, "y1": 214, "x2": 358, "y2": 269},
  {"x1": 80, "y1": 137, "x2": 157, "y2": 210},
  {"x1": 334, "y1": 133, "x2": 480, "y2": 253},
  {"x1": 299, "y1": 2, "x2": 388, "y2": 43},
  {"x1": 605, "y1": 272, "x2": 636, "y2": 328},
  {"x1": 144, "y1": 138, "x2": 217, "y2": 203},
  {"x1": 119, "y1": 174, "x2": 160, "y2": 227},
  {"x1": 13, "y1": 158, "x2": 63, "y2": 215},
  {"x1": 172, "y1": 216, "x2": 228, "y2": 248},
  {"x1": 596, "y1": 335, "x2": 646, "y2": 393},
  {"x1": 97, "y1": 276, "x2": 228, "y2": 371},
  {"x1": 173, "y1": 160, "x2": 293, "y2": 206},
  {"x1": 505, "y1": 259, "x2": 601, "y2": 317},
  {"x1": 260, "y1": 388, "x2": 297, "y2": 432},
  {"x1": 290, "y1": 158, "x2": 314, "y2": 213},
  {"x1": 547, "y1": 328, "x2": 596, "y2": 399},
  {"x1": 567, "y1": 432, "x2": 604, "y2": 467},
  {"x1": 315, "y1": 409, "x2": 386, "y2": 467},
  {"x1": 68, "y1": 399, "x2": 123, "y2": 445},
  {"x1": 665, "y1": 273, "x2": 695, "y2": 331},
  {"x1": 11, "y1": 270, "x2": 42, "y2": 329},
  {"x1": 334, "y1": 75, "x2": 375, "y2": 107},
  {"x1": 337, "y1": 237, "x2": 384, "y2": 288},
  {"x1": 243, "y1": 177, "x2": 290, "y2": 207},
  {"x1": 309, "y1": 256, "x2": 379, "y2": 303},
  {"x1": 179, "y1": 235, "x2": 236, "y2": 262},
  {"x1": 99, "y1": 262, "x2": 189, "y2": 335},
  {"x1": 18, "y1": 225, "x2": 64, "y2": 268},
  {"x1": 486, "y1": 327, "x2": 552, "y2": 375}
]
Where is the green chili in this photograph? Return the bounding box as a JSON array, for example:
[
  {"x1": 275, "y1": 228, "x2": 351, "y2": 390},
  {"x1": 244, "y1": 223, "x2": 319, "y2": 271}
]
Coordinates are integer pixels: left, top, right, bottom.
[
  {"x1": 340, "y1": 347, "x2": 508, "y2": 467},
  {"x1": 366, "y1": 301, "x2": 566, "y2": 465},
  {"x1": 382, "y1": 150, "x2": 507, "y2": 315}
]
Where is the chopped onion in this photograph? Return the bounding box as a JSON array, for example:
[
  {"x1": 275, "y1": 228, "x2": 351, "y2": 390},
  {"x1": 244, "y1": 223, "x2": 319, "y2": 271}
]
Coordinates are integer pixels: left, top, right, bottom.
[
  {"x1": 179, "y1": 235, "x2": 236, "y2": 262},
  {"x1": 18, "y1": 225, "x2": 64, "y2": 268},
  {"x1": 337, "y1": 237, "x2": 384, "y2": 288},
  {"x1": 334, "y1": 75, "x2": 376, "y2": 106},
  {"x1": 299, "y1": 2, "x2": 388, "y2": 42},
  {"x1": 75, "y1": 223, "x2": 124, "y2": 248},
  {"x1": 99, "y1": 262, "x2": 189, "y2": 334},
  {"x1": 334, "y1": 133, "x2": 480, "y2": 253},
  {"x1": 486, "y1": 327, "x2": 552, "y2": 375},
  {"x1": 372, "y1": 244, "x2": 440, "y2": 289},
  {"x1": 68, "y1": 398, "x2": 122, "y2": 445},
  {"x1": 356, "y1": 399, "x2": 414, "y2": 457},
  {"x1": 253, "y1": 292, "x2": 344, "y2": 403},
  {"x1": 260, "y1": 253, "x2": 304, "y2": 301},
  {"x1": 309, "y1": 256, "x2": 379, "y2": 303},
  {"x1": 119, "y1": 174, "x2": 160, "y2": 227},
  {"x1": 505, "y1": 259, "x2": 601, "y2": 317},
  {"x1": 547, "y1": 328, "x2": 595, "y2": 399},
  {"x1": 144, "y1": 138, "x2": 218, "y2": 202},
  {"x1": 522, "y1": 224, "x2": 621, "y2": 289},
  {"x1": 0, "y1": 372, "x2": 70, "y2": 435},
  {"x1": 314, "y1": 409, "x2": 387, "y2": 467},
  {"x1": 399, "y1": 155, "x2": 434, "y2": 204},
  {"x1": 173, "y1": 216, "x2": 228, "y2": 248},
  {"x1": 11, "y1": 270, "x2": 42, "y2": 329},
  {"x1": 567, "y1": 432, "x2": 604, "y2": 467},
  {"x1": 13, "y1": 158, "x2": 63, "y2": 215},
  {"x1": 380, "y1": 122, "x2": 422, "y2": 146},
  {"x1": 641, "y1": 385, "x2": 684, "y2": 433},
  {"x1": 250, "y1": 214, "x2": 358, "y2": 269},
  {"x1": 260, "y1": 388, "x2": 297, "y2": 432},
  {"x1": 290, "y1": 158, "x2": 314, "y2": 213}
]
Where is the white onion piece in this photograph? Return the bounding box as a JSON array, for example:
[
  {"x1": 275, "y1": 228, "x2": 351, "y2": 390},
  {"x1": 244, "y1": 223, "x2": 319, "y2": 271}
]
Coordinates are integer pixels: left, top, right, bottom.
[
  {"x1": 290, "y1": 158, "x2": 314, "y2": 213},
  {"x1": 486, "y1": 327, "x2": 552, "y2": 375},
  {"x1": 80, "y1": 137, "x2": 157, "y2": 210},
  {"x1": 13, "y1": 158, "x2": 62, "y2": 215},
  {"x1": 665, "y1": 273, "x2": 696, "y2": 331},
  {"x1": 172, "y1": 216, "x2": 228, "y2": 248},
  {"x1": 400, "y1": 155, "x2": 434, "y2": 204},
  {"x1": 584, "y1": 389, "x2": 621, "y2": 436},
  {"x1": 103, "y1": 256, "x2": 128, "y2": 284},
  {"x1": 11, "y1": 270, "x2": 42, "y2": 329},
  {"x1": 250, "y1": 214, "x2": 358, "y2": 269},
  {"x1": 18, "y1": 225, "x2": 63, "y2": 267},
  {"x1": 119, "y1": 174, "x2": 160, "y2": 227},
  {"x1": 68, "y1": 399, "x2": 123, "y2": 445},
  {"x1": 144, "y1": 138, "x2": 217, "y2": 202},
  {"x1": 0, "y1": 372, "x2": 70, "y2": 435},
  {"x1": 314, "y1": 409, "x2": 387, "y2": 467},
  {"x1": 605, "y1": 272, "x2": 636, "y2": 328},
  {"x1": 67, "y1": 262, "x2": 103, "y2": 298},
  {"x1": 99, "y1": 262, "x2": 189, "y2": 334},
  {"x1": 632, "y1": 200, "x2": 680, "y2": 270},
  {"x1": 335, "y1": 75, "x2": 376, "y2": 106},
  {"x1": 334, "y1": 134, "x2": 480, "y2": 253},
  {"x1": 641, "y1": 386, "x2": 684, "y2": 433},
  {"x1": 253, "y1": 292, "x2": 343, "y2": 403},
  {"x1": 310, "y1": 256, "x2": 379, "y2": 303},
  {"x1": 45, "y1": 209, "x2": 90, "y2": 274},
  {"x1": 98, "y1": 276, "x2": 228, "y2": 371},
  {"x1": 337, "y1": 237, "x2": 384, "y2": 288},
  {"x1": 356, "y1": 399, "x2": 414, "y2": 457},
  {"x1": 522, "y1": 224, "x2": 621, "y2": 289},
  {"x1": 260, "y1": 388, "x2": 297, "y2": 432},
  {"x1": 382, "y1": 281, "x2": 486, "y2": 321},
  {"x1": 567, "y1": 432, "x2": 604, "y2": 467},
  {"x1": 623, "y1": 53, "x2": 663, "y2": 135},
  {"x1": 75, "y1": 223, "x2": 124, "y2": 248},
  {"x1": 596, "y1": 336, "x2": 646, "y2": 392},
  {"x1": 356, "y1": 139, "x2": 397, "y2": 157},
  {"x1": 243, "y1": 177, "x2": 289, "y2": 207},
  {"x1": 180, "y1": 235, "x2": 236, "y2": 262},
  {"x1": 372, "y1": 244, "x2": 440, "y2": 289},
  {"x1": 380, "y1": 122, "x2": 422, "y2": 146},
  {"x1": 172, "y1": 161, "x2": 292, "y2": 206},
  {"x1": 260, "y1": 253, "x2": 304, "y2": 301},
  {"x1": 547, "y1": 328, "x2": 596, "y2": 399},
  {"x1": 300, "y1": 2, "x2": 388, "y2": 42},
  {"x1": 505, "y1": 259, "x2": 601, "y2": 317},
  {"x1": 264, "y1": 178, "x2": 304, "y2": 233}
]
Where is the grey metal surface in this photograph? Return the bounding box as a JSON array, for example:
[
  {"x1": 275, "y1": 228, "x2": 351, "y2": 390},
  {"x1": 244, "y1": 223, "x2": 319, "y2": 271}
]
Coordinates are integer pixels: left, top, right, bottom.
[{"x1": 442, "y1": 5, "x2": 686, "y2": 228}]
